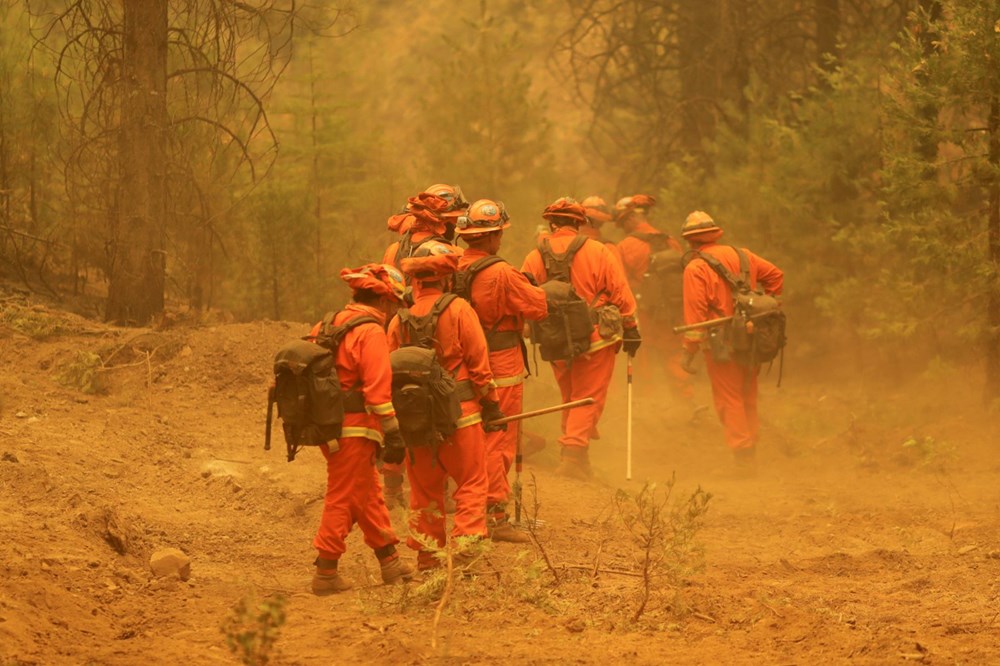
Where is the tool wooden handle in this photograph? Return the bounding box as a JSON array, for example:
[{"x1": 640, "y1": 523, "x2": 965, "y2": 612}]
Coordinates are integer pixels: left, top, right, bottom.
[{"x1": 487, "y1": 397, "x2": 595, "y2": 426}]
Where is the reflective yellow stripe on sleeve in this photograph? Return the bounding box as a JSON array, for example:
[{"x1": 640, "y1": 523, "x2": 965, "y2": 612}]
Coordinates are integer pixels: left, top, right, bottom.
[
  {"x1": 367, "y1": 402, "x2": 395, "y2": 416},
  {"x1": 456, "y1": 412, "x2": 483, "y2": 429},
  {"x1": 684, "y1": 330, "x2": 705, "y2": 343},
  {"x1": 339, "y1": 426, "x2": 384, "y2": 444},
  {"x1": 493, "y1": 374, "x2": 524, "y2": 388},
  {"x1": 588, "y1": 335, "x2": 621, "y2": 353}
]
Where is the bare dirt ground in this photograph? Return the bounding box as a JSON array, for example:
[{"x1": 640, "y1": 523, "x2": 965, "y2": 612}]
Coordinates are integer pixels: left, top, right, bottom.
[{"x1": 2, "y1": 296, "x2": 999, "y2": 665}]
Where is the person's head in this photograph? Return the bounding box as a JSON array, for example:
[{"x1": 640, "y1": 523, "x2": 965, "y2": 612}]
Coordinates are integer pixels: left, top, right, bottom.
[
  {"x1": 581, "y1": 195, "x2": 612, "y2": 229},
  {"x1": 541, "y1": 196, "x2": 588, "y2": 232},
  {"x1": 614, "y1": 194, "x2": 656, "y2": 231},
  {"x1": 340, "y1": 263, "x2": 408, "y2": 318},
  {"x1": 399, "y1": 241, "x2": 461, "y2": 293},
  {"x1": 424, "y1": 184, "x2": 470, "y2": 241},
  {"x1": 680, "y1": 210, "x2": 724, "y2": 247},
  {"x1": 454, "y1": 199, "x2": 510, "y2": 255}
]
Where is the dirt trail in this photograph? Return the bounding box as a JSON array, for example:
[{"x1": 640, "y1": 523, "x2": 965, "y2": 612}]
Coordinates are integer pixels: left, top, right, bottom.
[{"x1": 1, "y1": 306, "x2": 998, "y2": 665}]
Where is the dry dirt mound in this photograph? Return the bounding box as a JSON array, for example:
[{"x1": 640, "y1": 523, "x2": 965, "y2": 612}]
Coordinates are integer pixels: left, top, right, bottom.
[{"x1": 2, "y1": 302, "x2": 999, "y2": 665}]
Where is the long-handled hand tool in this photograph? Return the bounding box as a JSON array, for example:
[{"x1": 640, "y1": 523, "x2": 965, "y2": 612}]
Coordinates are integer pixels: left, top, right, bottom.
[
  {"x1": 626, "y1": 354, "x2": 633, "y2": 481},
  {"x1": 488, "y1": 398, "x2": 594, "y2": 527}
]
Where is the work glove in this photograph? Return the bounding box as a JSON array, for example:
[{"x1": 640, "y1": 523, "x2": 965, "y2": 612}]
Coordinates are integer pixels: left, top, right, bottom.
[
  {"x1": 622, "y1": 327, "x2": 642, "y2": 357},
  {"x1": 681, "y1": 349, "x2": 698, "y2": 374},
  {"x1": 480, "y1": 399, "x2": 507, "y2": 432},
  {"x1": 380, "y1": 418, "x2": 406, "y2": 465}
]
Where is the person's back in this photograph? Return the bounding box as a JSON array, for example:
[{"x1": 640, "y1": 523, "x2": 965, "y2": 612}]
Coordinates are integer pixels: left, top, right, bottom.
[
  {"x1": 679, "y1": 211, "x2": 784, "y2": 475},
  {"x1": 519, "y1": 197, "x2": 641, "y2": 479}
]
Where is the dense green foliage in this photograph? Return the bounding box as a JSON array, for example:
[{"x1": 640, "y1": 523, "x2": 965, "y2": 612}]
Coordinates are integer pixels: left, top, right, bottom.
[{"x1": 1, "y1": 0, "x2": 998, "y2": 393}]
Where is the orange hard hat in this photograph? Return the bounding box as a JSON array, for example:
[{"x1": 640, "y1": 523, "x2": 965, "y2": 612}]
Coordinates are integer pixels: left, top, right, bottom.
[
  {"x1": 581, "y1": 195, "x2": 612, "y2": 225},
  {"x1": 406, "y1": 192, "x2": 451, "y2": 234},
  {"x1": 340, "y1": 263, "x2": 407, "y2": 304},
  {"x1": 614, "y1": 194, "x2": 656, "y2": 222},
  {"x1": 681, "y1": 210, "x2": 723, "y2": 240},
  {"x1": 424, "y1": 183, "x2": 470, "y2": 218},
  {"x1": 454, "y1": 199, "x2": 511, "y2": 236},
  {"x1": 399, "y1": 241, "x2": 461, "y2": 279},
  {"x1": 542, "y1": 196, "x2": 587, "y2": 227}
]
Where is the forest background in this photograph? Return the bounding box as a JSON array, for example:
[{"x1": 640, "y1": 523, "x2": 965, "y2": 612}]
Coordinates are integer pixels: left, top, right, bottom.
[{"x1": 1, "y1": 0, "x2": 999, "y2": 400}]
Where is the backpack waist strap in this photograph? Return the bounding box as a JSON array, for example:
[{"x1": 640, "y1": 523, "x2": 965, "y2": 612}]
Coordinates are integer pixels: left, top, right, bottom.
[
  {"x1": 486, "y1": 330, "x2": 522, "y2": 352},
  {"x1": 454, "y1": 379, "x2": 477, "y2": 402},
  {"x1": 343, "y1": 389, "x2": 367, "y2": 413}
]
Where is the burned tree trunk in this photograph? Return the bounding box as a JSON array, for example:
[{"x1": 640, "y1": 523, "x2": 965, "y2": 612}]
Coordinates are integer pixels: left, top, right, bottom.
[
  {"x1": 986, "y1": 93, "x2": 1000, "y2": 402},
  {"x1": 106, "y1": 0, "x2": 167, "y2": 325}
]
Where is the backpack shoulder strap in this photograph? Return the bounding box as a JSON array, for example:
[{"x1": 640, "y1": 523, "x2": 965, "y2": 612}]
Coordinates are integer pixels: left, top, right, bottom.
[
  {"x1": 317, "y1": 312, "x2": 379, "y2": 350},
  {"x1": 398, "y1": 293, "x2": 459, "y2": 348},
  {"x1": 456, "y1": 255, "x2": 507, "y2": 300},
  {"x1": 733, "y1": 247, "x2": 751, "y2": 285},
  {"x1": 540, "y1": 234, "x2": 588, "y2": 283},
  {"x1": 694, "y1": 248, "x2": 745, "y2": 293},
  {"x1": 394, "y1": 231, "x2": 414, "y2": 268}
]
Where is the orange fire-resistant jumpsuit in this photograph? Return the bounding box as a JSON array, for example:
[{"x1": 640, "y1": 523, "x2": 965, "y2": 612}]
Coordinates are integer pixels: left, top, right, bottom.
[
  {"x1": 682, "y1": 243, "x2": 784, "y2": 451},
  {"x1": 458, "y1": 248, "x2": 547, "y2": 523},
  {"x1": 380, "y1": 230, "x2": 447, "y2": 486},
  {"x1": 521, "y1": 226, "x2": 638, "y2": 451},
  {"x1": 617, "y1": 221, "x2": 693, "y2": 402},
  {"x1": 307, "y1": 304, "x2": 400, "y2": 562},
  {"x1": 387, "y1": 284, "x2": 498, "y2": 566}
]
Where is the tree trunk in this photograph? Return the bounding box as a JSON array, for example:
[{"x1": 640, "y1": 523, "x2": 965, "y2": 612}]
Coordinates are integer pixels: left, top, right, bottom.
[
  {"x1": 985, "y1": 93, "x2": 1000, "y2": 402},
  {"x1": 815, "y1": 0, "x2": 840, "y2": 86},
  {"x1": 678, "y1": 0, "x2": 720, "y2": 161},
  {"x1": 106, "y1": 0, "x2": 167, "y2": 325}
]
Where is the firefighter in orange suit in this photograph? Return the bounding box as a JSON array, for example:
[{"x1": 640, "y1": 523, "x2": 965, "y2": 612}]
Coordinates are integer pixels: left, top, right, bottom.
[
  {"x1": 680, "y1": 211, "x2": 784, "y2": 472},
  {"x1": 454, "y1": 200, "x2": 547, "y2": 542},
  {"x1": 306, "y1": 264, "x2": 415, "y2": 595},
  {"x1": 580, "y1": 195, "x2": 612, "y2": 242},
  {"x1": 388, "y1": 242, "x2": 501, "y2": 570},
  {"x1": 380, "y1": 189, "x2": 466, "y2": 508},
  {"x1": 521, "y1": 198, "x2": 640, "y2": 479},
  {"x1": 383, "y1": 184, "x2": 469, "y2": 267},
  {"x1": 614, "y1": 195, "x2": 693, "y2": 403}
]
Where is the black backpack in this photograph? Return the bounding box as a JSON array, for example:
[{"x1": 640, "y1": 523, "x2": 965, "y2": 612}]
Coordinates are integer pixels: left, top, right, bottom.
[
  {"x1": 529, "y1": 235, "x2": 595, "y2": 362},
  {"x1": 630, "y1": 232, "x2": 685, "y2": 326},
  {"x1": 389, "y1": 294, "x2": 463, "y2": 447},
  {"x1": 265, "y1": 313, "x2": 378, "y2": 462},
  {"x1": 693, "y1": 247, "x2": 786, "y2": 368}
]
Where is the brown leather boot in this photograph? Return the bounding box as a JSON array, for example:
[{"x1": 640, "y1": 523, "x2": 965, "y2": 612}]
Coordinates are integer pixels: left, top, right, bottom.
[
  {"x1": 379, "y1": 554, "x2": 415, "y2": 584},
  {"x1": 311, "y1": 557, "x2": 352, "y2": 595},
  {"x1": 555, "y1": 446, "x2": 592, "y2": 480},
  {"x1": 488, "y1": 504, "x2": 530, "y2": 543}
]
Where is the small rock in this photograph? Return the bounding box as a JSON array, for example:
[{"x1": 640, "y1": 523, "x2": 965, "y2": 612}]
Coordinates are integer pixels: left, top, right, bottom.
[
  {"x1": 1, "y1": 452, "x2": 18, "y2": 463},
  {"x1": 958, "y1": 545, "x2": 978, "y2": 555},
  {"x1": 25, "y1": 417, "x2": 39, "y2": 424},
  {"x1": 179, "y1": 345, "x2": 192, "y2": 357},
  {"x1": 149, "y1": 548, "x2": 191, "y2": 581},
  {"x1": 15, "y1": 411, "x2": 28, "y2": 419}
]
